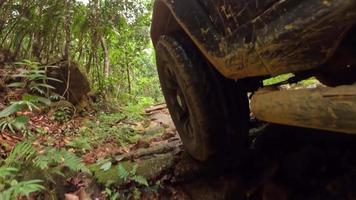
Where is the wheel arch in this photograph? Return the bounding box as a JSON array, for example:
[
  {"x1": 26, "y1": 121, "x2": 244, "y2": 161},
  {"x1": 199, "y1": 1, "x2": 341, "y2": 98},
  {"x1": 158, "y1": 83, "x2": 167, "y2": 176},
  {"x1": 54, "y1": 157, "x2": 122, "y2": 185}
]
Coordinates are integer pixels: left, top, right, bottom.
[{"x1": 150, "y1": 0, "x2": 181, "y2": 47}]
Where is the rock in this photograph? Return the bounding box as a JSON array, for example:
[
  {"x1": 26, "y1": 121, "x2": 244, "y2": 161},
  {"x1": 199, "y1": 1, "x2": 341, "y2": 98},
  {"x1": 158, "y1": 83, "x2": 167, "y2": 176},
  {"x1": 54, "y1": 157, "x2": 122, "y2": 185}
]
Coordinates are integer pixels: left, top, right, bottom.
[{"x1": 47, "y1": 60, "x2": 90, "y2": 104}]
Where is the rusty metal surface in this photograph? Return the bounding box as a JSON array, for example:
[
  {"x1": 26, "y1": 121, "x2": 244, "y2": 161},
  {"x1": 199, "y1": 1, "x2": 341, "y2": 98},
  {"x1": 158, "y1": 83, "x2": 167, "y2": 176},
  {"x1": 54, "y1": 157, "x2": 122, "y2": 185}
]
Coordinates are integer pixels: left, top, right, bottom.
[{"x1": 151, "y1": 0, "x2": 356, "y2": 79}]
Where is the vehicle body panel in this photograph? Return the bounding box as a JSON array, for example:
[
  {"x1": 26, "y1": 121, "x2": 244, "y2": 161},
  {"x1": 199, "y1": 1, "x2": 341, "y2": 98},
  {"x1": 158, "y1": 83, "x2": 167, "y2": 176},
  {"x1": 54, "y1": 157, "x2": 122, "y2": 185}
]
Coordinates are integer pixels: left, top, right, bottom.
[
  {"x1": 196, "y1": 0, "x2": 278, "y2": 36},
  {"x1": 151, "y1": 0, "x2": 356, "y2": 79}
]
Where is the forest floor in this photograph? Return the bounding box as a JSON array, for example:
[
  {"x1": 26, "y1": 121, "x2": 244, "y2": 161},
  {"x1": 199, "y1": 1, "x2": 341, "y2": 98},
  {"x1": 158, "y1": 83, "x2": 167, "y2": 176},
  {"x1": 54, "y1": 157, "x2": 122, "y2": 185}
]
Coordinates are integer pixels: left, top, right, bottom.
[
  {"x1": 1, "y1": 63, "x2": 356, "y2": 200},
  {"x1": 2, "y1": 100, "x2": 356, "y2": 200}
]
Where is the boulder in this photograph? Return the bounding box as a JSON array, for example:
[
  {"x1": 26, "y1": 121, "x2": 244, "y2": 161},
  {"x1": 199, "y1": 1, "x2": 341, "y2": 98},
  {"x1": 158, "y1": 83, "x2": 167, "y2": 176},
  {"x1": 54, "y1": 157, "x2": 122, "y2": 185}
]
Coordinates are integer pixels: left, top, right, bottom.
[{"x1": 47, "y1": 60, "x2": 90, "y2": 105}]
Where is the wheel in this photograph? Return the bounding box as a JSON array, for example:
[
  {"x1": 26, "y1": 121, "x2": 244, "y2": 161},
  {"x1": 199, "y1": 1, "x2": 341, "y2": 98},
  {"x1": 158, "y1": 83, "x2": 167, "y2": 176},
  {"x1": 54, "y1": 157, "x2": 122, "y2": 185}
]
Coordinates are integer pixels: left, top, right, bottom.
[{"x1": 155, "y1": 35, "x2": 249, "y2": 161}]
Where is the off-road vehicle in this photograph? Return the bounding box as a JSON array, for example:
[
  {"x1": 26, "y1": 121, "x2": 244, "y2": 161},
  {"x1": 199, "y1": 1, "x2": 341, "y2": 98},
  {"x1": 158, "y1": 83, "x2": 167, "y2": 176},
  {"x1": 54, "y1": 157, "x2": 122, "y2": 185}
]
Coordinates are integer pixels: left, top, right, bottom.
[{"x1": 151, "y1": 0, "x2": 356, "y2": 161}]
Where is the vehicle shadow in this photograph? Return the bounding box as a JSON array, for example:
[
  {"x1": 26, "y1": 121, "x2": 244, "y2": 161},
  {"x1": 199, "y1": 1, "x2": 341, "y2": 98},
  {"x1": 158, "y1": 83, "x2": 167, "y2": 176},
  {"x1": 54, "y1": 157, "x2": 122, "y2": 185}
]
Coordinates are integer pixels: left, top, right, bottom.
[{"x1": 168, "y1": 125, "x2": 356, "y2": 200}]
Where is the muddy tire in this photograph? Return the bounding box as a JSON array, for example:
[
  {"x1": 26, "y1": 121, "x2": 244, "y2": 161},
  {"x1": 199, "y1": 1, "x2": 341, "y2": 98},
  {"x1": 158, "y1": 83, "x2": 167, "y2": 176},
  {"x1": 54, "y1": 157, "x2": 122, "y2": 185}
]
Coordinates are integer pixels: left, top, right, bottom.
[{"x1": 155, "y1": 35, "x2": 249, "y2": 161}]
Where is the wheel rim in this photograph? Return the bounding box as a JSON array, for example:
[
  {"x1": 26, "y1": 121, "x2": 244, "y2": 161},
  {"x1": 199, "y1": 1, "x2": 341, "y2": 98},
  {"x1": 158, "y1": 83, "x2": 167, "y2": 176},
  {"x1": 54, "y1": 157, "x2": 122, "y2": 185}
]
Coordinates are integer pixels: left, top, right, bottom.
[{"x1": 164, "y1": 65, "x2": 194, "y2": 139}]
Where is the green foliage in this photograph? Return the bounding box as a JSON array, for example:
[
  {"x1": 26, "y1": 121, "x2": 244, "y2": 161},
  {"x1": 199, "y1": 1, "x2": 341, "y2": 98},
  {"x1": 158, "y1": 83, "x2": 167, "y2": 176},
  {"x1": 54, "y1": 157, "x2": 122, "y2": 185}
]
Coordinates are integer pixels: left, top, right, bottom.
[
  {"x1": 96, "y1": 164, "x2": 149, "y2": 199},
  {"x1": 68, "y1": 137, "x2": 92, "y2": 153},
  {"x1": 61, "y1": 150, "x2": 91, "y2": 174},
  {"x1": 0, "y1": 60, "x2": 56, "y2": 133},
  {"x1": 0, "y1": 116, "x2": 29, "y2": 133},
  {"x1": 0, "y1": 169, "x2": 45, "y2": 200},
  {"x1": 0, "y1": 104, "x2": 23, "y2": 118},
  {"x1": 263, "y1": 73, "x2": 294, "y2": 86},
  {"x1": 0, "y1": 60, "x2": 55, "y2": 134},
  {"x1": 0, "y1": 1, "x2": 161, "y2": 198},
  {"x1": 0, "y1": 141, "x2": 91, "y2": 199},
  {"x1": 69, "y1": 112, "x2": 143, "y2": 154},
  {"x1": 297, "y1": 77, "x2": 319, "y2": 86},
  {"x1": 0, "y1": 168, "x2": 18, "y2": 179},
  {"x1": 97, "y1": 159, "x2": 113, "y2": 172},
  {"x1": 5, "y1": 141, "x2": 36, "y2": 167},
  {"x1": 103, "y1": 188, "x2": 120, "y2": 200},
  {"x1": 1, "y1": 0, "x2": 161, "y2": 105},
  {"x1": 263, "y1": 74, "x2": 320, "y2": 87},
  {"x1": 0, "y1": 142, "x2": 44, "y2": 199},
  {"x1": 0, "y1": 93, "x2": 51, "y2": 133},
  {"x1": 53, "y1": 107, "x2": 72, "y2": 123},
  {"x1": 117, "y1": 164, "x2": 148, "y2": 187},
  {"x1": 33, "y1": 147, "x2": 90, "y2": 174},
  {"x1": 10, "y1": 60, "x2": 61, "y2": 96},
  {"x1": 122, "y1": 96, "x2": 155, "y2": 121}
]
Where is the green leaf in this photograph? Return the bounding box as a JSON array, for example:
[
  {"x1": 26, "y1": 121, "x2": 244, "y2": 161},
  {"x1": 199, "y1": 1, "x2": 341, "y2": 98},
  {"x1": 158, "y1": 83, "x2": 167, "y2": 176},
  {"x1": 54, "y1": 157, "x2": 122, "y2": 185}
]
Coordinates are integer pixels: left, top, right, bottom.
[
  {"x1": 7, "y1": 123, "x2": 15, "y2": 134},
  {"x1": 33, "y1": 83, "x2": 56, "y2": 90},
  {"x1": 7, "y1": 82, "x2": 25, "y2": 88},
  {"x1": 132, "y1": 175, "x2": 148, "y2": 187},
  {"x1": 0, "y1": 189, "x2": 11, "y2": 200},
  {"x1": 117, "y1": 164, "x2": 129, "y2": 180},
  {"x1": 131, "y1": 164, "x2": 138, "y2": 174},
  {"x1": 0, "y1": 167, "x2": 18, "y2": 178},
  {"x1": 5, "y1": 142, "x2": 36, "y2": 166},
  {"x1": 61, "y1": 150, "x2": 91, "y2": 174},
  {"x1": 35, "y1": 96, "x2": 52, "y2": 106},
  {"x1": 100, "y1": 161, "x2": 112, "y2": 171},
  {"x1": 11, "y1": 179, "x2": 45, "y2": 198},
  {"x1": 0, "y1": 104, "x2": 23, "y2": 118},
  {"x1": 46, "y1": 77, "x2": 62, "y2": 82},
  {"x1": 12, "y1": 116, "x2": 29, "y2": 130},
  {"x1": 33, "y1": 155, "x2": 49, "y2": 170}
]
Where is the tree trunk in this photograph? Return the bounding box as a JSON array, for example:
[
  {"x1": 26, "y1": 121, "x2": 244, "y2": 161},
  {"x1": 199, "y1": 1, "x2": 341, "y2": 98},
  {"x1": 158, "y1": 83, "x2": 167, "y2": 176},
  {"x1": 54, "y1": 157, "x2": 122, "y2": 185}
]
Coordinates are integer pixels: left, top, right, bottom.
[
  {"x1": 63, "y1": 0, "x2": 72, "y2": 98},
  {"x1": 251, "y1": 84, "x2": 356, "y2": 134},
  {"x1": 125, "y1": 51, "x2": 131, "y2": 94},
  {"x1": 100, "y1": 37, "x2": 110, "y2": 78}
]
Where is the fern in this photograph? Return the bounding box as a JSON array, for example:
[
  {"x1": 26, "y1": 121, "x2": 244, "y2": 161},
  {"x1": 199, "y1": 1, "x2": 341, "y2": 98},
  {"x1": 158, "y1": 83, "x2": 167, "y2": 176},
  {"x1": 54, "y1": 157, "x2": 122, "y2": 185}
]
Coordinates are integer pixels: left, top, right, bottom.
[
  {"x1": 33, "y1": 154, "x2": 50, "y2": 170},
  {"x1": 1, "y1": 142, "x2": 91, "y2": 199},
  {"x1": 11, "y1": 60, "x2": 61, "y2": 96},
  {"x1": 0, "y1": 168, "x2": 18, "y2": 179},
  {"x1": 0, "y1": 179, "x2": 44, "y2": 200},
  {"x1": 0, "y1": 167, "x2": 44, "y2": 200},
  {"x1": 61, "y1": 150, "x2": 91, "y2": 174},
  {"x1": 33, "y1": 148, "x2": 91, "y2": 174},
  {"x1": 118, "y1": 164, "x2": 129, "y2": 181},
  {"x1": 0, "y1": 104, "x2": 23, "y2": 118},
  {"x1": 117, "y1": 164, "x2": 148, "y2": 187},
  {"x1": 5, "y1": 142, "x2": 36, "y2": 166},
  {"x1": 132, "y1": 175, "x2": 149, "y2": 187}
]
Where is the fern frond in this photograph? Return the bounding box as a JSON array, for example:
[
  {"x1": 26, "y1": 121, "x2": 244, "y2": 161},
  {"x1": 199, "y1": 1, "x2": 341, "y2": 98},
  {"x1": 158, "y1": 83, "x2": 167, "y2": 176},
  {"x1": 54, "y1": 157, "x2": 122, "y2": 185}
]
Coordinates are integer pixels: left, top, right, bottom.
[
  {"x1": 0, "y1": 179, "x2": 45, "y2": 199},
  {"x1": 33, "y1": 155, "x2": 50, "y2": 170},
  {"x1": 61, "y1": 150, "x2": 90, "y2": 174},
  {"x1": 0, "y1": 167, "x2": 18, "y2": 179},
  {"x1": 132, "y1": 175, "x2": 148, "y2": 187},
  {"x1": 5, "y1": 142, "x2": 36, "y2": 166},
  {"x1": 12, "y1": 179, "x2": 45, "y2": 197},
  {"x1": 0, "y1": 189, "x2": 11, "y2": 200},
  {"x1": 118, "y1": 164, "x2": 129, "y2": 181}
]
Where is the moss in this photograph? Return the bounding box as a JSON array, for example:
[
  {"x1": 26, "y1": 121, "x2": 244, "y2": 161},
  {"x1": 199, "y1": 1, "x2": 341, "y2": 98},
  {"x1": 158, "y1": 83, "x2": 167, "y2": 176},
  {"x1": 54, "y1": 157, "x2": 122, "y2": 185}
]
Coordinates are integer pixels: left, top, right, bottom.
[{"x1": 90, "y1": 154, "x2": 175, "y2": 185}]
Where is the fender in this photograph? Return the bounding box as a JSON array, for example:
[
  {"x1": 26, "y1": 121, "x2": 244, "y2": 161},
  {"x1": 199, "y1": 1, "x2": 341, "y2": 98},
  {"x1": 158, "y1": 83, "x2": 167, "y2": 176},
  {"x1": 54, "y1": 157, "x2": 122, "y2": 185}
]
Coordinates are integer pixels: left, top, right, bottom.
[{"x1": 151, "y1": 0, "x2": 356, "y2": 79}]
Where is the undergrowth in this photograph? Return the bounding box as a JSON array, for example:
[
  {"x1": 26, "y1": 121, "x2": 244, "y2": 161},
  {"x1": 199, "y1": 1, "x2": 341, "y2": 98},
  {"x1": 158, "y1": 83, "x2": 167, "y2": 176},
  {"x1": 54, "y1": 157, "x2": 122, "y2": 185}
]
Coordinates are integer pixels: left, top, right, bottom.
[{"x1": 0, "y1": 142, "x2": 89, "y2": 199}]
